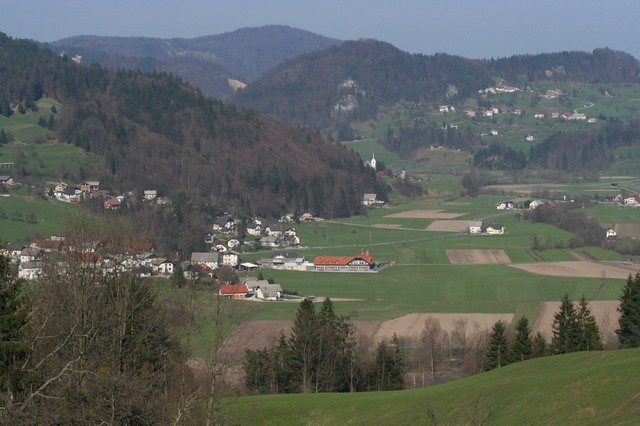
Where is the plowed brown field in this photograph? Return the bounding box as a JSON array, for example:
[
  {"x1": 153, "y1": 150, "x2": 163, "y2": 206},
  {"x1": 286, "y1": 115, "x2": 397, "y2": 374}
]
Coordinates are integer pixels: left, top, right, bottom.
[{"x1": 446, "y1": 249, "x2": 511, "y2": 264}]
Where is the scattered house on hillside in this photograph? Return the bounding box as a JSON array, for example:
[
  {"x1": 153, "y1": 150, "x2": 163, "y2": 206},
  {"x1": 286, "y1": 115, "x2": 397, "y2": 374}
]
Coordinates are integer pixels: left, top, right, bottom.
[
  {"x1": 588, "y1": 117, "x2": 597, "y2": 123},
  {"x1": 551, "y1": 112, "x2": 560, "y2": 119},
  {"x1": 81, "y1": 181, "x2": 100, "y2": 193},
  {"x1": 3, "y1": 243, "x2": 24, "y2": 261},
  {"x1": 606, "y1": 228, "x2": 617, "y2": 240},
  {"x1": 18, "y1": 260, "x2": 43, "y2": 280},
  {"x1": 180, "y1": 261, "x2": 200, "y2": 280},
  {"x1": 438, "y1": 105, "x2": 455, "y2": 112},
  {"x1": 280, "y1": 213, "x2": 293, "y2": 223},
  {"x1": 20, "y1": 247, "x2": 42, "y2": 263},
  {"x1": 54, "y1": 182, "x2": 68, "y2": 193},
  {"x1": 485, "y1": 223, "x2": 505, "y2": 235},
  {"x1": 246, "y1": 222, "x2": 262, "y2": 236},
  {"x1": 362, "y1": 193, "x2": 384, "y2": 207},
  {"x1": 151, "y1": 258, "x2": 174, "y2": 276},
  {"x1": 190, "y1": 252, "x2": 219, "y2": 270},
  {"x1": 525, "y1": 135, "x2": 535, "y2": 142},
  {"x1": 218, "y1": 284, "x2": 249, "y2": 300},
  {"x1": 496, "y1": 201, "x2": 514, "y2": 210},
  {"x1": 144, "y1": 190, "x2": 157, "y2": 200},
  {"x1": 260, "y1": 235, "x2": 279, "y2": 248},
  {"x1": 213, "y1": 215, "x2": 234, "y2": 232},
  {"x1": 624, "y1": 194, "x2": 640, "y2": 207},
  {"x1": 468, "y1": 220, "x2": 484, "y2": 234},
  {"x1": 513, "y1": 109, "x2": 522, "y2": 116},
  {"x1": 0, "y1": 175, "x2": 14, "y2": 186},
  {"x1": 300, "y1": 212, "x2": 316, "y2": 222},
  {"x1": 221, "y1": 251, "x2": 240, "y2": 268},
  {"x1": 57, "y1": 187, "x2": 81, "y2": 203},
  {"x1": 529, "y1": 200, "x2": 544, "y2": 210},
  {"x1": 534, "y1": 112, "x2": 545, "y2": 119},
  {"x1": 265, "y1": 224, "x2": 284, "y2": 237},
  {"x1": 489, "y1": 129, "x2": 499, "y2": 136},
  {"x1": 31, "y1": 239, "x2": 64, "y2": 252},
  {"x1": 104, "y1": 198, "x2": 121, "y2": 210},
  {"x1": 313, "y1": 249, "x2": 375, "y2": 272}
]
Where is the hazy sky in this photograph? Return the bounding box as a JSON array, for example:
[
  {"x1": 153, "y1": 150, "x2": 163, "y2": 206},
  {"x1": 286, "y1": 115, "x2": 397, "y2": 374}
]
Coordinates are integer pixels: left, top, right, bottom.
[{"x1": 1, "y1": 0, "x2": 638, "y2": 59}]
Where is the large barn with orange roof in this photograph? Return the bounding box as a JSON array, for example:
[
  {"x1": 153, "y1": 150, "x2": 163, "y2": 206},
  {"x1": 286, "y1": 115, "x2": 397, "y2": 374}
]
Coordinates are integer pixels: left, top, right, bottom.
[{"x1": 313, "y1": 249, "x2": 375, "y2": 272}]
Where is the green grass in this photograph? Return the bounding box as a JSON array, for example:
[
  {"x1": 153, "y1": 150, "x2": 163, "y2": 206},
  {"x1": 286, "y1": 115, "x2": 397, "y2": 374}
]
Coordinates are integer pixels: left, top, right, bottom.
[
  {"x1": 0, "y1": 98, "x2": 61, "y2": 141},
  {"x1": 221, "y1": 348, "x2": 640, "y2": 425},
  {"x1": 0, "y1": 188, "x2": 79, "y2": 243},
  {"x1": 240, "y1": 264, "x2": 625, "y2": 321}
]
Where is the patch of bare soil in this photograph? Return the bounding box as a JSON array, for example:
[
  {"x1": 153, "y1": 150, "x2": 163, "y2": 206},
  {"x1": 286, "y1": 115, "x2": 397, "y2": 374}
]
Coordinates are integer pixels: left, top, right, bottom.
[
  {"x1": 567, "y1": 251, "x2": 599, "y2": 261},
  {"x1": 426, "y1": 220, "x2": 470, "y2": 232},
  {"x1": 447, "y1": 249, "x2": 511, "y2": 264},
  {"x1": 615, "y1": 224, "x2": 640, "y2": 239},
  {"x1": 373, "y1": 313, "x2": 514, "y2": 344},
  {"x1": 372, "y1": 224, "x2": 402, "y2": 229},
  {"x1": 533, "y1": 301, "x2": 620, "y2": 346},
  {"x1": 386, "y1": 210, "x2": 465, "y2": 219},
  {"x1": 510, "y1": 261, "x2": 640, "y2": 279}
]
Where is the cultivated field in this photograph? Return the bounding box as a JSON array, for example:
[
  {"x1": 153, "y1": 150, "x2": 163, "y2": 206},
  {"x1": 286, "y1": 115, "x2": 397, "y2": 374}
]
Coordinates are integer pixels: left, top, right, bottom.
[
  {"x1": 615, "y1": 223, "x2": 640, "y2": 238},
  {"x1": 371, "y1": 223, "x2": 402, "y2": 229},
  {"x1": 533, "y1": 300, "x2": 620, "y2": 346},
  {"x1": 426, "y1": 220, "x2": 469, "y2": 232},
  {"x1": 385, "y1": 210, "x2": 465, "y2": 219},
  {"x1": 446, "y1": 249, "x2": 511, "y2": 264},
  {"x1": 510, "y1": 261, "x2": 640, "y2": 279},
  {"x1": 373, "y1": 313, "x2": 514, "y2": 343},
  {"x1": 484, "y1": 183, "x2": 568, "y2": 194}
]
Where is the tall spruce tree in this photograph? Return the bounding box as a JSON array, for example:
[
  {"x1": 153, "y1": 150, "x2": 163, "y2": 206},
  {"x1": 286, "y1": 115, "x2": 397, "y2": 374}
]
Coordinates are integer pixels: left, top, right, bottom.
[
  {"x1": 485, "y1": 320, "x2": 510, "y2": 370},
  {"x1": 551, "y1": 294, "x2": 580, "y2": 354},
  {"x1": 373, "y1": 333, "x2": 404, "y2": 391},
  {"x1": 532, "y1": 332, "x2": 548, "y2": 358},
  {"x1": 617, "y1": 273, "x2": 640, "y2": 348},
  {"x1": 510, "y1": 316, "x2": 533, "y2": 362},
  {"x1": 289, "y1": 299, "x2": 319, "y2": 393},
  {"x1": 576, "y1": 296, "x2": 602, "y2": 351}
]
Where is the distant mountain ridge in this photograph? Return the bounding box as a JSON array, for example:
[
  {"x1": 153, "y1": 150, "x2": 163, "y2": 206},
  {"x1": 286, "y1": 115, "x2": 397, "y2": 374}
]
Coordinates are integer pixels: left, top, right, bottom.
[{"x1": 48, "y1": 25, "x2": 341, "y2": 98}]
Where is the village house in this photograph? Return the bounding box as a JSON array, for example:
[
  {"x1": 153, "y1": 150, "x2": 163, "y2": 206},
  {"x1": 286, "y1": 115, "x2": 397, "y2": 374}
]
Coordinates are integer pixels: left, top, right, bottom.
[
  {"x1": 20, "y1": 247, "x2": 42, "y2": 263},
  {"x1": 104, "y1": 198, "x2": 121, "y2": 210},
  {"x1": 80, "y1": 181, "x2": 100, "y2": 193},
  {"x1": 485, "y1": 223, "x2": 505, "y2": 235},
  {"x1": 246, "y1": 222, "x2": 262, "y2": 236},
  {"x1": 468, "y1": 220, "x2": 483, "y2": 234},
  {"x1": 496, "y1": 201, "x2": 514, "y2": 210},
  {"x1": 300, "y1": 212, "x2": 316, "y2": 222},
  {"x1": 221, "y1": 251, "x2": 240, "y2": 268},
  {"x1": 606, "y1": 228, "x2": 617, "y2": 240},
  {"x1": 260, "y1": 235, "x2": 279, "y2": 248},
  {"x1": 313, "y1": 249, "x2": 375, "y2": 272},
  {"x1": 534, "y1": 112, "x2": 545, "y2": 119},
  {"x1": 529, "y1": 200, "x2": 544, "y2": 210},
  {"x1": 265, "y1": 224, "x2": 284, "y2": 238},
  {"x1": 0, "y1": 175, "x2": 15, "y2": 186},
  {"x1": 180, "y1": 261, "x2": 200, "y2": 280},
  {"x1": 18, "y1": 260, "x2": 43, "y2": 280},
  {"x1": 218, "y1": 284, "x2": 249, "y2": 300},
  {"x1": 190, "y1": 252, "x2": 219, "y2": 270},
  {"x1": 212, "y1": 215, "x2": 234, "y2": 232},
  {"x1": 624, "y1": 194, "x2": 640, "y2": 207},
  {"x1": 150, "y1": 258, "x2": 174, "y2": 276},
  {"x1": 144, "y1": 190, "x2": 157, "y2": 200}
]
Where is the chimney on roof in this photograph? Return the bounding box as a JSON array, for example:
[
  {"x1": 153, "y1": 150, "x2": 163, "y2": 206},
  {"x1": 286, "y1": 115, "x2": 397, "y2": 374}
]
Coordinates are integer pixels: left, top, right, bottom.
[{"x1": 366, "y1": 250, "x2": 369, "y2": 256}]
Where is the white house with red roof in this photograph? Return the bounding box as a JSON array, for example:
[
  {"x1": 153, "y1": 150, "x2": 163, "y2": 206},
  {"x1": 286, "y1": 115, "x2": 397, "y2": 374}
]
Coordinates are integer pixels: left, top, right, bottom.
[{"x1": 218, "y1": 284, "x2": 249, "y2": 300}]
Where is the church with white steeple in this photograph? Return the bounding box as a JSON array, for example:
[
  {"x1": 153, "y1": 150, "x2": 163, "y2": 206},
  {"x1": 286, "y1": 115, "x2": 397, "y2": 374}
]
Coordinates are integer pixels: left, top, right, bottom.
[{"x1": 365, "y1": 151, "x2": 377, "y2": 170}]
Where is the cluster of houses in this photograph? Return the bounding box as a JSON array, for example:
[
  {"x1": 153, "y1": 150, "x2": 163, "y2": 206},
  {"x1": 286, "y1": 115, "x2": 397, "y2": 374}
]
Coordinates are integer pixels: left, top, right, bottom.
[
  {"x1": 495, "y1": 199, "x2": 562, "y2": 211},
  {"x1": 255, "y1": 249, "x2": 378, "y2": 272},
  {"x1": 1, "y1": 237, "x2": 175, "y2": 281},
  {"x1": 602, "y1": 193, "x2": 640, "y2": 207},
  {"x1": 533, "y1": 111, "x2": 596, "y2": 123},
  {"x1": 51, "y1": 180, "x2": 168, "y2": 208}
]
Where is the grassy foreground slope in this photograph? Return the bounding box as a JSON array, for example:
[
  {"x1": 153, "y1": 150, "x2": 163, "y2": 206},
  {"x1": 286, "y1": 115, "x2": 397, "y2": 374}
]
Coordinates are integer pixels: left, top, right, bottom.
[{"x1": 222, "y1": 348, "x2": 640, "y2": 425}]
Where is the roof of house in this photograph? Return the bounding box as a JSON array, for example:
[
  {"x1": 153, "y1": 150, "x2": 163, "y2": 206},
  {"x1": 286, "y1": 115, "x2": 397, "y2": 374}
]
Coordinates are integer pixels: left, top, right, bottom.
[
  {"x1": 219, "y1": 284, "x2": 249, "y2": 295},
  {"x1": 314, "y1": 249, "x2": 374, "y2": 266},
  {"x1": 0, "y1": 175, "x2": 12, "y2": 181},
  {"x1": 257, "y1": 283, "x2": 283, "y2": 298},
  {"x1": 486, "y1": 223, "x2": 504, "y2": 229},
  {"x1": 191, "y1": 252, "x2": 219, "y2": 263},
  {"x1": 469, "y1": 220, "x2": 484, "y2": 227},
  {"x1": 214, "y1": 215, "x2": 233, "y2": 226},
  {"x1": 267, "y1": 224, "x2": 284, "y2": 232},
  {"x1": 32, "y1": 240, "x2": 63, "y2": 250},
  {"x1": 104, "y1": 199, "x2": 121, "y2": 207}
]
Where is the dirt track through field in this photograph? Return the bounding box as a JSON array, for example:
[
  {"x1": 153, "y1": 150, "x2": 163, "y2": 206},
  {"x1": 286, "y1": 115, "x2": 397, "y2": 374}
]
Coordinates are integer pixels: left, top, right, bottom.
[
  {"x1": 386, "y1": 210, "x2": 465, "y2": 219},
  {"x1": 533, "y1": 301, "x2": 620, "y2": 346},
  {"x1": 615, "y1": 224, "x2": 640, "y2": 239},
  {"x1": 510, "y1": 261, "x2": 640, "y2": 279},
  {"x1": 446, "y1": 249, "x2": 511, "y2": 264},
  {"x1": 426, "y1": 220, "x2": 469, "y2": 232}
]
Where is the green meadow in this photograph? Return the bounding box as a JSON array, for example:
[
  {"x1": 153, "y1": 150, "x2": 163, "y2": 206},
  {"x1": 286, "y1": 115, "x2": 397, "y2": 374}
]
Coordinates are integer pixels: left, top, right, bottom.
[{"x1": 222, "y1": 348, "x2": 640, "y2": 425}]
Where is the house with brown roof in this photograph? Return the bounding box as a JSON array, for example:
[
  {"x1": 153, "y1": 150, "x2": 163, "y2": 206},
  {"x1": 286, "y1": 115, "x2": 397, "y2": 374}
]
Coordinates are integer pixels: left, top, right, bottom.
[{"x1": 218, "y1": 284, "x2": 249, "y2": 299}]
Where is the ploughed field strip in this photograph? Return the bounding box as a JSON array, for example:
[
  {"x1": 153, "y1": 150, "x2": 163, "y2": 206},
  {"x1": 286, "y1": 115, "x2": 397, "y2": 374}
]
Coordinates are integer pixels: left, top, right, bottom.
[
  {"x1": 446, "y1": 249, "x2": 512, "y2": 264},
  {"x1": 426, "y1": 220, "x2": 470, "y2": 232},
  {"x1": 533, "y1": 300, "x2": 620, "y2": 345},
  {"x1": 385, "y1": 210, "x2": 465, "y2": 219},
  {"x1": 566, "y1": 251, "x2": 599, "y2": 261},
  {"x1": 615, "y1": 224, "x2": 640, "y2": 238},
  {"x1": 371, "y1": 224, "x2": 403, "y2": 229},
  {"x1": 510, "y1": 261, "x2": 640, "y2": 279}
]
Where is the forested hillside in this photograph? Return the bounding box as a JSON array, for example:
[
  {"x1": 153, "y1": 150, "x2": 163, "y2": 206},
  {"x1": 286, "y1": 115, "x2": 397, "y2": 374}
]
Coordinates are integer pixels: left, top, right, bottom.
[
  {"x1": 483, "y1": 48, "x2": 639, "y2": 84},
  {"x1": 49, "y1": 25, "x2": 341, "y2": 98},
  {"x1": 233, "y1": 39, "x2": 493, "y2": 131},
  {"x1": 1, "y1": 32, "x2": 382, "y2": 220}
]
